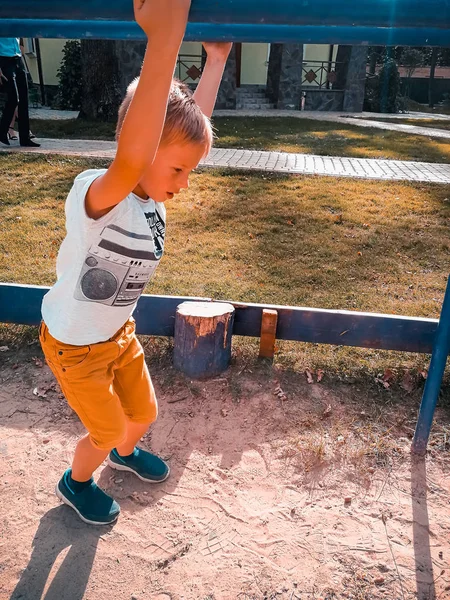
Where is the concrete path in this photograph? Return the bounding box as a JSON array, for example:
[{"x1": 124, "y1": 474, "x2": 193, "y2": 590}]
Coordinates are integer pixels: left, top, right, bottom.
[
  {"x1": 2, "y1": 138, "x2": 450, "y2": 184},
  {"x1": 214, "y1": 110, "x2": 450, "y2": 141},
  {"x1": 29, "y1": 107, "x2": 450, "y2": 140},
  {"x1": 29, "y1": 108, "x2": 79, "y2": 120}
]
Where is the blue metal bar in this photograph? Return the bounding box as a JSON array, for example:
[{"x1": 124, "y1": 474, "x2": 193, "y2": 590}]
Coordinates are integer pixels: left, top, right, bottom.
[
  {"x1": 412, "y1": 276, "x2": 450, "y2": 454},
  {"x1": 1, "y1": 20, "x2": 449, "y2": 46},
  {"x1": 3, "y1": 1, "x2": 450, "y2": 29},
  {"x1": 0, "y1": 283, "x2": 440, "y2": 352}
]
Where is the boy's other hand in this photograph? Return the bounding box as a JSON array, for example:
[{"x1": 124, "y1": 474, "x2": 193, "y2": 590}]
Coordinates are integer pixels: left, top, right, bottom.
[
  {"x1": 134, "y1": 0, "x2": 191, "y2": 41},
  {"x1": 203, "y1": 42, "x2": 233, "y2": 63}
]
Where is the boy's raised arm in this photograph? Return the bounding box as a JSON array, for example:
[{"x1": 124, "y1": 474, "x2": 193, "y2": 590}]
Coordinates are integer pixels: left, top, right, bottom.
[
  {"x1": 193, "y1": 43, "x2": 233, "y2": 118},
  {"x1": 86, "y1": 0, "x2": 191, "y2": 219}
]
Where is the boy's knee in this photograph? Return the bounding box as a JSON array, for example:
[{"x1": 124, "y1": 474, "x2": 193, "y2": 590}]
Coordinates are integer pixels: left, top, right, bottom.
[
  {"x1": 89, "y1": 425, "x2": 127, "y2": 451},
  {"x1": 128, "y1": 398, "x2": 158, "y2": 425},
  {"x1": 131, "y1": 405, "x2": 158, "y2": 427}
]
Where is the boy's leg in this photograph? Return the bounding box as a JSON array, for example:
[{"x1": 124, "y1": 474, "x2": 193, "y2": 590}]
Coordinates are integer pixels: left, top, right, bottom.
[
  {"x1": 107, "y1": 323, "x2": 169, "y2": 482},
  {"x1": 115, "y1": 421, "x2": 150, "y2": 457},
  {"x1": 39, "y1": 322, "x2": 127, "y2": 524},
  {"x1": 72, "y1": 434, "x2": 111, "y2": 482}
]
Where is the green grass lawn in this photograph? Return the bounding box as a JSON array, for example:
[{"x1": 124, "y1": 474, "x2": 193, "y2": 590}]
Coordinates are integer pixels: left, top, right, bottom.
[
  {"x1": 1, "y1": 153, "x2": 449, "y2": 376},
  {"x1": 29, "y1": 116, "x2": 450, "y2": 163}
]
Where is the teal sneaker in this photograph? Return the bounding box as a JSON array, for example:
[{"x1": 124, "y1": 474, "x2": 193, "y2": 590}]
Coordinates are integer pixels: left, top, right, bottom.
[
  {"x1": 55, "y1": 469, "x2": 120, "y2": 526},
  {"x1": 107, "y1": 447, "x2": 170, "y2": 483}
]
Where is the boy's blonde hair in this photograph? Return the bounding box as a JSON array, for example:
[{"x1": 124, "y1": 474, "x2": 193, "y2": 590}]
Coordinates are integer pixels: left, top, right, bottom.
[{"x1": 116, "y1": 77, "x2": 213, "y2": 155}]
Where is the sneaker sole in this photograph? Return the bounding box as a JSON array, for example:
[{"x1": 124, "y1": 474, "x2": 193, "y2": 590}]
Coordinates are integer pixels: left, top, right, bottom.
[
  {"x1": 107, "y1": 456, "x2": 170, "y2": 483},
  {"x1": 55, "y1": 484, "x2": 119, "y2": 526}
]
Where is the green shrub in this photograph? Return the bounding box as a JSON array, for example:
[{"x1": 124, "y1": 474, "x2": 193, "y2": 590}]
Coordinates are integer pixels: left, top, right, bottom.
[
  {"x1": 56, "y1": 40, "x2": 82, "y2": 110},
  {"x1": 364, "y1": 58, "x2": 403, "y2": 113}
]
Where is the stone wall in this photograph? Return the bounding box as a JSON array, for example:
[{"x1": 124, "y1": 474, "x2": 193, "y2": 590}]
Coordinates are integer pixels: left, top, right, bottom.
[
  {"x1": 343, "y1": 47, "x2": 368, "y2": 112},
  {"x1": 266, "y1": 44, "x2": 304, "y2": 110},
  {"x1": 115, "y1": 41, "x2": 146, "y2": 99},
  {"x1": 266, "y1": 44, "x2": 283, "y2": 104},
  {"x1": 215, "y1": 46, "x2": 237, "y2": 109},
  {"x1": 304, "y1": 90, "x2": 344, "y2": 111}
]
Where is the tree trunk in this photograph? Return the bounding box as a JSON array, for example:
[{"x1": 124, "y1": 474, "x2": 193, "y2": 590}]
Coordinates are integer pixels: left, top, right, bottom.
[
  {"x1": 429, "y1": 48, "x2": 439, "y2": 109},
  {"x1": 79, "y1": 40, "x2": 122, "y2": 122}
]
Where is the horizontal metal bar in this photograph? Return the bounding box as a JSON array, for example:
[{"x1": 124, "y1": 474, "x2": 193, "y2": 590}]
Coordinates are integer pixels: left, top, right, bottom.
[
  {"x1": 0, "y1": 283, "x2": 440, "y2": 354},
  {"x1": 4, "y1": 1, "x2": 450, "y2": 29},
  {"x1": 1, "y1": 20, "x2": 449, "y2": 46}
]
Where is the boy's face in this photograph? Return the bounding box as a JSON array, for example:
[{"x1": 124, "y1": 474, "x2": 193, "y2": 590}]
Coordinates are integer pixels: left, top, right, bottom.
[{"x1": 134, "y1": 141, "x2": 206, "y2": 202}]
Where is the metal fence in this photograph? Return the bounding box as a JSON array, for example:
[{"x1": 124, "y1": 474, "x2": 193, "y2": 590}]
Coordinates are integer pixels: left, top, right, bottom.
[
  {"x1": 302, "y1": 60, "x2": 345, "y2": 90},
  {"x1": 175, "y1": 54, "x2": 203, "y2": 83}
]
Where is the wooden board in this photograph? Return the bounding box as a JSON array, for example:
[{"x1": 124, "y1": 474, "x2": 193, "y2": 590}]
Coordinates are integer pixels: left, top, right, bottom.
[{"x1": 0, "y1": 283, "x2": 440, "y2": 354}]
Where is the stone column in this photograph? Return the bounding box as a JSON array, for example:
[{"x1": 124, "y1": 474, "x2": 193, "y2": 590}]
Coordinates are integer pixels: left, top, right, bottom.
[
  {"x1": 215, "y1": 46, "x2": 236, "y2": 109},
  {"x1": 343, "y1": 46, "x2": 368, "y2": 112},
  {"x1": 266, "y1": 44, "x2": 303, "y2": 110},
  {"x1": 266, "y1": 44, "x2": 283, "y2": 104}
]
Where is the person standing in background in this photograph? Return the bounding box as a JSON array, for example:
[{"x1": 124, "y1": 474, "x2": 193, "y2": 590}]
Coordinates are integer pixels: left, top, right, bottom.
[{"x1": 0, "y1": 37, "x2": 40, "y2": 147}]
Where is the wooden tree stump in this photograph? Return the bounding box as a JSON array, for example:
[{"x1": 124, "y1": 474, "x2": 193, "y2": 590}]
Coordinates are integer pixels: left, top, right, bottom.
[{"x1": 173, "y1": 302, "x2": 235, "y2": 379}]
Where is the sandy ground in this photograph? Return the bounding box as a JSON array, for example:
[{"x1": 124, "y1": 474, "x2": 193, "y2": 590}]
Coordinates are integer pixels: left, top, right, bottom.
[{"x1": 0, "y1": 342, "x2": 449, "y2": 600}]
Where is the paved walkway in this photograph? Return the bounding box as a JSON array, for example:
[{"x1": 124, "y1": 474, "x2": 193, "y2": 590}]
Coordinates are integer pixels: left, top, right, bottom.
[
  {"x1": 214, "y1": 110, "x2": 450, "y2": 141},
  {"x1": 2, "y1": 138, "x2": 450, "y2": 184},
  {"x1": 29, "y1": 107, "x2": 450, "y2": 140}
]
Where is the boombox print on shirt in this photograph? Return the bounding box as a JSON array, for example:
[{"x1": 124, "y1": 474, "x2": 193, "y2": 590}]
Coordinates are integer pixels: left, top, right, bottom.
[{"x1": 74, "y1": 208, "x2": 165, "y2": 307}]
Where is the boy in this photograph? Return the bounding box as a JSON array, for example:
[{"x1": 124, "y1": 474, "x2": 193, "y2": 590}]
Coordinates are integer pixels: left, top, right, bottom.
[{"x1": 39, "y1": 0, "x2": 232, "y2": 526}]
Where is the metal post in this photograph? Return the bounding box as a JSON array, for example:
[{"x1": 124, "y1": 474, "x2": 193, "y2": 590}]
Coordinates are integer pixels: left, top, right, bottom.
[
  {"x1": 412, "y1": 276, "x2": 450, "y2": 454},
  {"x1": 34, "y1": 37, "x2": 46, "y2": 106}
]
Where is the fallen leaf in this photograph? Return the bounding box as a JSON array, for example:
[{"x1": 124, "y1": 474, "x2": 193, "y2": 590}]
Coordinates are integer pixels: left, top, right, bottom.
[
  {"x1": 274, "y1": 386, "x2": 287, "y2": 401},
  {"x1": 420, "y1": 370, "x2": 428, "y2": 380},
  {"x1": 375, "y1": 376, "x2": 390, "y2": 389},
  {"x1": 383, "y1": 368, "x2": 394, "y2": 382},
  {"x1": 401, "y1": 370, "x2": 415, "y2": 393},
  {"x1": 305, "y1": 368, "x2": 314, "y2": 384},
  {"x1": 322, "y1": 404, "x2": 332, "y2": 418},
  {"x1": 248, "y1": 232, "x2": 254, "y2": 239},
  {"x1": 316, "y1": 369, "x2": 324, "y2": 383}
]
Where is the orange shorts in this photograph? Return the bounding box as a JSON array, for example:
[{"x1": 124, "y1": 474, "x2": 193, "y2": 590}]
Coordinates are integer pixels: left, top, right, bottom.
[{"x1": 39, "y1": 317, "x2": 158, "y2": 450}]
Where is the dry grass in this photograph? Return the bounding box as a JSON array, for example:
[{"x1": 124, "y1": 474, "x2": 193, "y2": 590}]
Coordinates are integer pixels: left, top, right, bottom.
[
  {"x1": 1, "y1": 152, "x2": 449, "y2": 376},
  {"x1": 29, "y1": 116, "x2": 450, "y2": 163}
]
